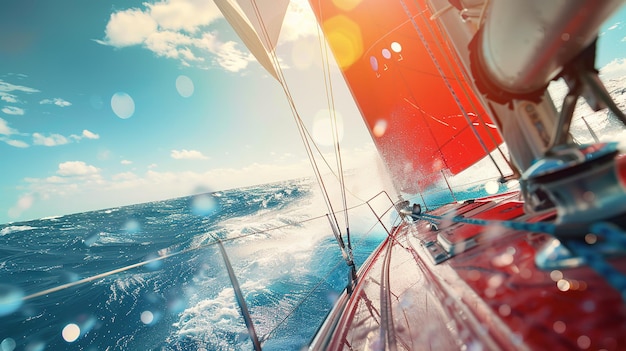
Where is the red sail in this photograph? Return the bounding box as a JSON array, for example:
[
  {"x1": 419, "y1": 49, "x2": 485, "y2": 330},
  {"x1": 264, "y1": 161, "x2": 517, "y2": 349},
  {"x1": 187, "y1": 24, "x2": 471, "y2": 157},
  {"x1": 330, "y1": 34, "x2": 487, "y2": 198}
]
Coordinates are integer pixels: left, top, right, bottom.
[{"x1": 308, "y1": 1, "x2": 502, "y2": 193}]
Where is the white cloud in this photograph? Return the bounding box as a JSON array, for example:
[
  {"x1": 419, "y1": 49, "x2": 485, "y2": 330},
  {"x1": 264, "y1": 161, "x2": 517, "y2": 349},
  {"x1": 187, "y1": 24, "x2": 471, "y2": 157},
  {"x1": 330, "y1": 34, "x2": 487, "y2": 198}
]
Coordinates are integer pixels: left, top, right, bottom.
[
  {"x1": 33, "y1": 132, "x2": 70, "y2": 146},
  {"x1": 40, "y1": 98, "x2": 72, "y2": 107},
  {"x1": 121, "y1": 159, "x2": 133, "y2": 165},
  {"x1": 600, "y1": 58, "x2": 626, "y2": 80},
  {"x1": 96, "y1": 1, "x2": 222, "y2": 68},
  {"x1": 95, "y1": 0, "x2": 318, "y2": 73},
  {"x1": 82, "y1": 129, "x2": 100, "y2": 139},
  {"x1": 100, "y1": 9, "x2": 158, "y2": 47},
  {"x1": 281, "y1": 0, "x2": 319, "y2": 42},
  {"x1": 5, "y1": 139, "x2": 29, "y2": 148},
  {"x1": 0, "y1": 80, "x2": 39, "y2": 94},
  {"x1": 8, "y1": 193, "x2": 34, "y2": 219},
  {"x1": 0, "y1": 93, "x2": 19, "y2": 103},
  {"x1": 171, "y1": 149, "x2": 209, "y2": 160},
  {"x1": 57, "y1": 161, "x2": 100, "y2": 177},
  {"x1": 6, "y1": 146, "x2": 391, "y2": 223},
  {"x1": 146, "y1": 0, "x2": 222, "y2": 33},
  {"x1": 214, "y1": 41, "x2": 253, "y2": 72},
  {"x1": 0, "y1": 118, "x2": 17, "y2": 135},
  {"x1": 112, "y1": 171, "x2": 138, "y2": 181},
  {"x1": 2, "y1": 106, "x2": 25, "y2": 115}
]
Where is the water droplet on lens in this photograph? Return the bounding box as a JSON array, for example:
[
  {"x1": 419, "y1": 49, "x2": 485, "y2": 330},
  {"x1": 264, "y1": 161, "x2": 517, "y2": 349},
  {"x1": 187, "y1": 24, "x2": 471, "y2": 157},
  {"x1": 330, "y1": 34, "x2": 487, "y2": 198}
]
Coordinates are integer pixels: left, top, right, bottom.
[
  {"x1": 123, "y1": 219, "x2": 141, "y2": 233},
  {"x1": 144, "y1": 254, "x2": 163, "y2": 271},
  {"x1": 24, "y1": 341, "x2": 45, "y2": 351},
  {"x1": 176, "y1": 75, "x2": 194, "y2": 98},
  {"x1": 168, "y1": 297, "x2": 186, "y2": 313},
  {"x1": 191, "y1": 194, "x2": 219, "y2": 217},
  {"x1": 62, "y1": 323, "x2": 80, "y2": 342},
  {"x1": 83, "y1": 231, "x2": 100, "y2": 247},
  {"x1": 0, "y1": 284, "x2": 23, "y2": 317},
  {"x1": 1, "y1": 338, "x2": 16, "y2": 351},
  {"x1": 111, "y1": 92, "x2": 135, "y2": 119}
]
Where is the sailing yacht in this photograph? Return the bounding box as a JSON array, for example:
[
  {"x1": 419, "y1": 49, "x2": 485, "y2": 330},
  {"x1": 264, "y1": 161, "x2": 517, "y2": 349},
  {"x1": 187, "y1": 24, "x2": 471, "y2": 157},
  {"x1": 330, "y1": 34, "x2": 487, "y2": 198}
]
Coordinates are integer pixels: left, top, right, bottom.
[{"x1": 216, "y1": 0, "x2": 626, "y2": 349}]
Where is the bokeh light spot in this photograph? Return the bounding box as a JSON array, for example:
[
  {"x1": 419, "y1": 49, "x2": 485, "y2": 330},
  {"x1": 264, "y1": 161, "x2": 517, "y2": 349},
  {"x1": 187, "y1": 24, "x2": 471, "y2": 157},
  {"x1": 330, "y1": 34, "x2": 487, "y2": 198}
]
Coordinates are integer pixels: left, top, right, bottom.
[
  {"x1": 111, "y1": 92, "x2": 135, "y2": 119},
  {"x1": 370, "y1": 56, "x2": 378, "y2": 71},
  {"x1": 557, "y1": 279, "x2": 570, "y2": 292},
  {"x1": 391, "y1": 41, "x2": 402, "y2": 53},
  {"x1": 553, "y1": 320, "x2": 566, "y2": 334},
  {"x1": 577, "y1": 335, "x2": 591, "y2": 349},
  {"x1": 550, "y1": 270, "x2": 563, "y2": 282},
  {"x1": 382, "y1": 48, "x2": 391, "y2": 59},
  {"x1": 484, "y1": 180, "x2": 499, "y2": 194},
  {"x1": 373, "y1": 119, "x2": 388, "y2": 137},
  {"x1": 176, "y1": 75, "x2": 194, "y2": 98},
  {"x1": 62, "y1": 324, "x2": 80, "y2": 343},
  {"x1": 141, "y1": 310, "x2": 154, "y2": 324},
  {"x1": 312, "y1": 109, "x2": 344, "y2": 146},
  {"x1": 0, "y1": 284, "x2": 23, "y2": 317}
]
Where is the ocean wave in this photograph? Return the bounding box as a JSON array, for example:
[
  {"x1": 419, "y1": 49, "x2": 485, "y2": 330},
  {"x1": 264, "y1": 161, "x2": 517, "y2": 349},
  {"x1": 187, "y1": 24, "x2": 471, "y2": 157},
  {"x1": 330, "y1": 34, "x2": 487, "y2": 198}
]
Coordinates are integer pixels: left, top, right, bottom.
[{"x1": 0, "y1": 225, "x2": 37, "y2": 236}]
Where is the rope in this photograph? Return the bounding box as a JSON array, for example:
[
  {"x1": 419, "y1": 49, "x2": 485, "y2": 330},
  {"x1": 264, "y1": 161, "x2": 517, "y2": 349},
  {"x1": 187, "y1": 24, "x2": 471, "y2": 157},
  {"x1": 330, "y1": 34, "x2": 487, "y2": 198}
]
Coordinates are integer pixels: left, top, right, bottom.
[{"x1": 402, "y1": 0, "x2": 510, "y2": 181}]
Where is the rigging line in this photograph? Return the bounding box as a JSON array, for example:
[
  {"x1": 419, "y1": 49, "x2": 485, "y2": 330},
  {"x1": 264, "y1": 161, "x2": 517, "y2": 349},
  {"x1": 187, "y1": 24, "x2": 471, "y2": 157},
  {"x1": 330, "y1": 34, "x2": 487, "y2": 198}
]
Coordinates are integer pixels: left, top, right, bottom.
[
  {"x1": 402, "y1": 1, "x2": 505, "y2": 179},
  {"x1": 412, "y1": 0, "x2": 507, "y2": 179},
  {"x1": 422, "y1": 4, "x2": 510, "y2": 178},
  {"x1": 261, "y1": 208, "x2": 390, "y2": 341},
  {"x1": 247, "y1": 1, "x2": 344, "y2": 240},
  {"x1": 19, "y1": 210, "x2": 330, "y2": 302},
  {"x1": 20, "y1": 197, "x2": 378, "y2": 303},
  {"x1": 247, "y1": 0, "x2": 354, "y2": 268},
  {"x1": 314, "y1": 11, "x2": 352, "y2": 252}
]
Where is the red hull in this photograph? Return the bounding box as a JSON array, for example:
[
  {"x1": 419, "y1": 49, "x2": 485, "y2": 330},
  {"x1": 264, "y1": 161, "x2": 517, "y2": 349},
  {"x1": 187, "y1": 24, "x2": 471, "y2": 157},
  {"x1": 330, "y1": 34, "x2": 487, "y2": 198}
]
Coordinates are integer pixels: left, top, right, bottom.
[{"x1": 311, "y1": 192, "x2": 626, "y2": 350}]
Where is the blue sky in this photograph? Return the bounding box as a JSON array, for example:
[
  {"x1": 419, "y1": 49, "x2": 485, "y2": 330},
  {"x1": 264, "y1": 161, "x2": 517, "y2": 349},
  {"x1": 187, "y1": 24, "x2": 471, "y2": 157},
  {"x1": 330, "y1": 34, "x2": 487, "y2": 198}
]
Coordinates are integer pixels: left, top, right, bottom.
[{"x1": 0, "y1": 1, "x2": 625, "y2": 224}]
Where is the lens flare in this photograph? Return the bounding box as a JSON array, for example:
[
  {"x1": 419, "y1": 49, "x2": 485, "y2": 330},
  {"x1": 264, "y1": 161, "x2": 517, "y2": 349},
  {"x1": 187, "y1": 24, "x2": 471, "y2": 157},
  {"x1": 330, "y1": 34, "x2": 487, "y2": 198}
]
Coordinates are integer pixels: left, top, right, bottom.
[{"x1": 323, "y1": 15, "x2": 363, "y2": 69}]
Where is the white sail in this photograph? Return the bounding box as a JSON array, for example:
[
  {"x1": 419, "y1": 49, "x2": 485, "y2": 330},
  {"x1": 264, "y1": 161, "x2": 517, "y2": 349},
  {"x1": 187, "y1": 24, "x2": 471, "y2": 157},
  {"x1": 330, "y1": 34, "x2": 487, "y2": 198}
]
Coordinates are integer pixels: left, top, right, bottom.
[{"x1": 213, "y1": 0, "x2": 290, "y2": 80}]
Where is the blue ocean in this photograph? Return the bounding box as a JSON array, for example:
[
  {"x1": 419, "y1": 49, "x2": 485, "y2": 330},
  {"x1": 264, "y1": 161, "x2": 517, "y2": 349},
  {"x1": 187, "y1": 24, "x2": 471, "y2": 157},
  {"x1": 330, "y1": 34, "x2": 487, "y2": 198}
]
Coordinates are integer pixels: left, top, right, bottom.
[{"x1": 0, "y1": 178, "x2": 390, "y2": 351}]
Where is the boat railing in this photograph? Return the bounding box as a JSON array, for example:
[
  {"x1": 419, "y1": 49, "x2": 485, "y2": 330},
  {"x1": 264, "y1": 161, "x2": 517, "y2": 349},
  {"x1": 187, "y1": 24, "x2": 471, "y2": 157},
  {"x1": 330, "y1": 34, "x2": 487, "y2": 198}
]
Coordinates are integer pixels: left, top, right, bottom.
[{"x1": 362, "y1": 190, "x2": 404, "y2": 237}]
